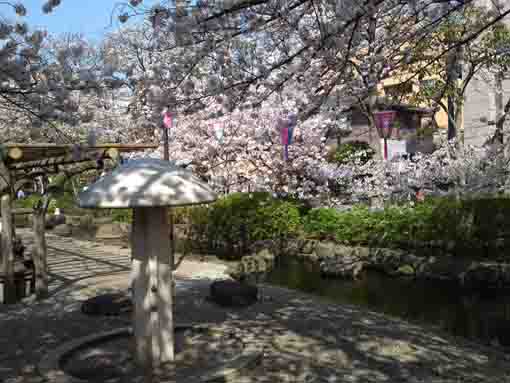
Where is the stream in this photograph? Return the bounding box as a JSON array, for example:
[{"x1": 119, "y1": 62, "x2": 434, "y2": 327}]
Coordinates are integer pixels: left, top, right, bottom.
[{"x1": 263, "y1": 256, "x2": 510, "y2": 349}]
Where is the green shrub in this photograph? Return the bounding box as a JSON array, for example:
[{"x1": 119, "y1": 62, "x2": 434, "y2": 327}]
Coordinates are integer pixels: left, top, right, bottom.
[
  {"x1": 110, "y1": 209, "x2": 132, "y2": 223},
  {"x1": 303, "y1": 208, "x2": 343, "y2": 239},
  {"x1": 301, "y1": 197, "x2": 510, "y2": 258},
  {"x1": 172, "y1": 193, "x2": 302, "y2": 259},
  {"x1": 14, "y1": 195, "x2": 40, "y2": 211},
  {"x1": 251, "y1": 201, "x2": 301, "y2": 240}
]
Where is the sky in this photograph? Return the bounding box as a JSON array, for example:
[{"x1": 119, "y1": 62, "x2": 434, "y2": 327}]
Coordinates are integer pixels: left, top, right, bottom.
[{"x1": 7, "y1": 1, "x2": 161, "y2": 41}]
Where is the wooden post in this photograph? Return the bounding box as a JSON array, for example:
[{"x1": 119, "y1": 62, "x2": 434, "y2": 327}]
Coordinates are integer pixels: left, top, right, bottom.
[
  {"x1": 32, "y1": 206, "x2": 48, "y2": 299},
  {"x1": 1, "y1": 194, "x2": 16, "y2": 303},
  {"x1": 163, "y1": 128, "x2": 170, "y2": 162},
  {"x1": 132, "y1": 207, "x2": 174, "y2": 369}
]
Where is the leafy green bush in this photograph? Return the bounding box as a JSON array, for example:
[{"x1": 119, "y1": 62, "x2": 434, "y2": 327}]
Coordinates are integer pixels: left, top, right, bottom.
[
  {"x1": 206, "y1": 192, "x2": 301, "y2": 257},
  {"x1": 172, "y1": 193, "x2": 302, "y2": 259},
  {"x1": 251, "y1": 201, "x2": 301, "y2": 240},
  {"x1": 302, "y1": 197, "x2": 510, "y2": 258},
  {"x1": 110, "y1": 209, "x2": 132, "y2": 223},
  {"x1": 14, "y1": 195, "x2": 41, "y2": 211},
  {"x1": 303, "y1": 208, "x2": 343, "y2": 239}
]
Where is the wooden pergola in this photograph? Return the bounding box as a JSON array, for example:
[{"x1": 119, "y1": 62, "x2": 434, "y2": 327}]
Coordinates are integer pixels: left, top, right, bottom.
[{"x1": 0, "y1": 143, "x2": 158, "y2": 303}]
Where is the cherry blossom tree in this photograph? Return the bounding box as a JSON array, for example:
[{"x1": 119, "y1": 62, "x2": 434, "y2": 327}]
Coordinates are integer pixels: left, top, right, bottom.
[
  {"x1": 111, "y1": 1, "x2": 509, "y2": 130},
  {"x1": 320, "y1": 138, "x2": 510, "y2": 205},
  {"x1": 0, "y1": 1, "x2": 129, "y2": 144}
]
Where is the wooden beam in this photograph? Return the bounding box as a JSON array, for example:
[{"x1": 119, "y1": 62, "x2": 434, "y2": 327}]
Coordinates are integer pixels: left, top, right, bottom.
[
  {"x1": 12, "y1": 208, "x2": 33, "y2": 215},
  {"x1": 3, "y1": 143, "x2": 157, "y2": 167},
  {"x1": 8, "y1": 147, "x2": 23, "y2": 161},
  {"x1": 8, "y1": 151, "x2": 107, "y2": 172}
]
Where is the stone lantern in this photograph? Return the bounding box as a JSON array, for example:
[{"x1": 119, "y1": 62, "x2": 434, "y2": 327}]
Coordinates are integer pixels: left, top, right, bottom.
[{"x1": 77, "y1": 158, "x2": 217, "y2": 368}]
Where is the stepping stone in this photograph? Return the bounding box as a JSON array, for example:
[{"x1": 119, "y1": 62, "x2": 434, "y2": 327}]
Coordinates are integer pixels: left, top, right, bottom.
[
  {"x1": 209, "y1": 280, "x2": 258, "y2": 307},
  {"x1": 81, "y1": 293, "x2": 132, "y2": 316}
]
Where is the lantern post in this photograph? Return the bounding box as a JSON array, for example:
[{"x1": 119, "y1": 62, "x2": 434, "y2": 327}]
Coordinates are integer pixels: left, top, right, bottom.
[
  {"x1": 374, "y1": 111, "x2": 397, "y2": 160},
  {"x1": 162, "y1": 108, "x2": 174, "y2": 161},
  {"x1": 279, "y1": 113, "x2": 297, "y2": 161}
]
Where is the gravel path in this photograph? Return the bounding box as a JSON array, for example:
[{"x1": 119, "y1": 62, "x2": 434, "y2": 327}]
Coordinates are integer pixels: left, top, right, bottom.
[{"x1": 1, "y1": 231, "x2": 510, "y2": 382}]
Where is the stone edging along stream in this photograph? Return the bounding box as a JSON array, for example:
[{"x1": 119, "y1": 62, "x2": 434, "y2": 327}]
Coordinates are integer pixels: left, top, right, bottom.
[{"x1": 230, "y1": 240, "x2": 510, "y2": 290}]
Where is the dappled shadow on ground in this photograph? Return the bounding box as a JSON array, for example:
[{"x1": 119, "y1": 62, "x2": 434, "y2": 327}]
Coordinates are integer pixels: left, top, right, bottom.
[
  {"x1": 177, "y1": 284, "x2": 510, "y2": 383},
  {"x1": 2, "y1": 279, "x2": 510, "y2": 383},
  {"x1": 1, "y1": 232, "x2": 510, "y2": 383},
  {"x1": 18, "y1": 228, "x2": 131, "y2": 296}
]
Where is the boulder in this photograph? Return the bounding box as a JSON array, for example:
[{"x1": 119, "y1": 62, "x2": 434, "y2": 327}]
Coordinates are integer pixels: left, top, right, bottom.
[
  {"x1": 93, "y1": 216, "x2": 114, "y2": 225},
  {"x1": 65, "y1": 215, "x2": 82, "y2": 226},
  {"x1": 300, "y1": 240, "x2": 317, "y2": 254},
  {"x1": 53, "y1": 224, "x2": 72, "y2": 236},
  {"x1": 315, "y1": 241, "x2": 336, "y2": 260},
  {"x1": 257, "y1": 248, "x2": 275, "y2": 263},
  {"x1": 81, "y1": 293, "x2": 132, "y2": 316},
  {"x1": 94, "y1": 223, "x2": 125, "y2": 239},
  {"x1": 350, "y1": 246, "x2": 370, "y2": 259},
  {"x1": 396, "y1": 264, "x2": 415, "y2": 277},
  {"x1": 226, "y1": 263, "x2": 243, "y2": 280},
  {"x1": 209, "y1": 280, "x2": 258, "y2": 307},
  {"x1": 46, "y1": 214, "x2": 65, "y2": 229},
  {"x1": 249, "y1": 240, "x2": 276, "y2": 254},
  {"x1": 237, "y1": 249, "x2": 276, "y2": 276},
  {"x1": 285, "y1": 240, "x2": 300, "y2": 256},
  {"x1": 320, "y1": 257, "x2": 365, "y2": 279}
]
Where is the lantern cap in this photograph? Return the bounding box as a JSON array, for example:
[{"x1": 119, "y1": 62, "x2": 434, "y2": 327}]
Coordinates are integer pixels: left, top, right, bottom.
[{"x1": 77, "y1": 158, "x2": 217, "y2": 208}]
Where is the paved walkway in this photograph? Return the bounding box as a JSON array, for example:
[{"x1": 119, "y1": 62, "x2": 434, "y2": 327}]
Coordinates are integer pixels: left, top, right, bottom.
[
  {"x1": 1, "y1": 231, "x2": 510, "y2": 383},
  {"x1": 14, "y1": 229, "x2": 228, "y2": 295}
]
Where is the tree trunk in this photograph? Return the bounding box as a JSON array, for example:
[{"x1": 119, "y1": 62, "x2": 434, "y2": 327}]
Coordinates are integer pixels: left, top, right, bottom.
[
  {"x1": 1, "y1": 194, "x2": 17, "y2": 304},
  {"x1": 32, "y1": 208, "x2": 48, "y2": 299},
  {"x1": 455, "y1": 98, "x2": 464, "y2": 145},
  {"x1": 495, "y1": 71, "x2": 504, "y2": 144},
  {"x1": 447, "y1": 95, "x2": 456, "y2": 140}
]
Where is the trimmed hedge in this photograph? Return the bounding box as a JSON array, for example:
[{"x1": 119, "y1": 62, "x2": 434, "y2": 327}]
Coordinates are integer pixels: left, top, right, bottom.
[
  {"x1": 178, "y1": 192, "x2": 301, "y2": 258},
  {"x1": 304, "y1": 197, "x2": 510, "y2": 257},
  {"x1": 19, "y1": 189, "x2": 509, "y2": 260}
]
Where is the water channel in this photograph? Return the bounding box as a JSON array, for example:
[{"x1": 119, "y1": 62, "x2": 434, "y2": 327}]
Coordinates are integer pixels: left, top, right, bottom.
[{"x1": 264, "y1": 256, "x2": 510, "y2": 349}]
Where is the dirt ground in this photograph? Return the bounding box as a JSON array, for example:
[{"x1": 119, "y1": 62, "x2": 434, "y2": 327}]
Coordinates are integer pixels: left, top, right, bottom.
[{"x1": 1, "y1": 230, "x2": 510, "y2": 383}]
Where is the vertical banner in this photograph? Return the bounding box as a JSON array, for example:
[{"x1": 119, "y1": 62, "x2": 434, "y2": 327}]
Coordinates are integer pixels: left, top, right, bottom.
[
  {"x1": 279, "y1": 113, "x2": 298, "y2": 161},
  {"x1": 163, "y1": 111, "x2": 173, "y2": 130},
  {"x1": 288, "y1": 113, "x2": 297, "y2": 145},
  {"x1": 214, "y1": 121, "x2": 224, "y2": 143},
  {"x1": 279, "y1": 117, "x2": 289, "y2": 161}
]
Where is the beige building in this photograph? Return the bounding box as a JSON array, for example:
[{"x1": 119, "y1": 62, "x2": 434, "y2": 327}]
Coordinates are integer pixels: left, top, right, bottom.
[{"x1": 338, "y1": 1, "x2": 510, "y2": 154}]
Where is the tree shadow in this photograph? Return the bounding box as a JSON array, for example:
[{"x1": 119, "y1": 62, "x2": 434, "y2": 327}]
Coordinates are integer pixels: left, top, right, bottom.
[{"x1": 2, "y1": 228, "x2": 510, "y2": 383}]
